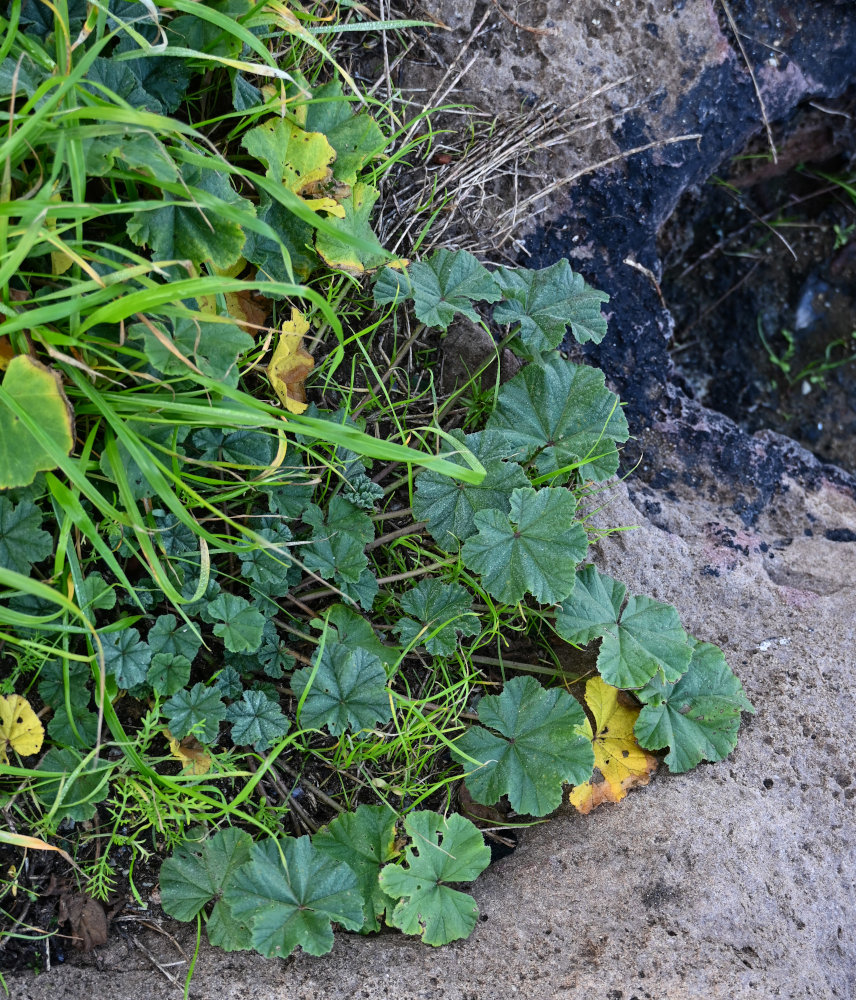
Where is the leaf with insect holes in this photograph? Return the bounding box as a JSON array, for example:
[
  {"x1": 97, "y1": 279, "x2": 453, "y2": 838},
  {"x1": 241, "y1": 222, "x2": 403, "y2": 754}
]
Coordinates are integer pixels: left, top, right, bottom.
[
  {"x1": 208, "y1": 593, "x2": 265, "y2": 654},
  {"x1": 492, "y1": 258, "x2": 610, "y2": 359},
  {"x1": 267, "y1": 308, "x2": 315, "y2": 414},
  {"x1": 127, "y1": 161, "x2": 252, "y2": 269},
  {"x1": 412, "y1": 430, "x2": 529, "y2": 551},
  {"x1": 378, "y1": 810, "x2": 491, "y2": 946},
  {"x1": 131, "y1": 316, "x2": 253, "y2": 388},
  {"x1": 315, "y1": 182, "x2": 391, "y2": 274},
  {"x1": 0, "y1": 356, "x2": 75, "y2": 490},
  {"x1": 146, "y1": 653, "x2": 192, "y2": 697},
  {"x1": 555, "y1": 565, "x2": 693, "y2": 689},
  {"x1": 226, "y1": 689, "x2": 290, "y2": 752},
  {"x1": 292, "y1": 642, "x2": 391, "y2": 736},
  {"x1": 101, "y1": 628, "x2": 152, "y2": 689},
  {"x1": 160, "y1": 827, "x2": 254, "y2": 924},
  {"x1": 147, "y1": 614, "x2": 202, "y2": 664},
  {"x1": 461, "y1": 486, "x2": 588, "y2": 605},
  {"x1": 408, "y1": 249, "x2": 501, "y2": 330},
  {"x1": 395, "y1": 580, "x2": 480, "y2": 657},
  {"x1": 0, "y1": 498, "x2": 52, "y2": 574},
  {"x1": 486, "y1": 354, "x2": 628, "y2": 483},
  {"x1": 634, "y1": 639, "x2": 755, "y2": 773},
  {"x1": 224, "y1": 836, "x2": 364, "y2": 958},
  {"x1": 0, "y1": 695, "x2": 44, "y2": 765},
  {"x1": 162, "y1": 683, "x2": 226, "y2": 744},
  {"x1": 451, "y1": 675, "x2": 594, "y2": 817},
  {"x1": 35, "y1": 748, "x2": 110, "y2": 823},
  {"x1": 568, "y1": 677, "x2": 658, "y2": 814},
  {"x1": 313, "y1": 804, "x2": 398, "y2": 933}
]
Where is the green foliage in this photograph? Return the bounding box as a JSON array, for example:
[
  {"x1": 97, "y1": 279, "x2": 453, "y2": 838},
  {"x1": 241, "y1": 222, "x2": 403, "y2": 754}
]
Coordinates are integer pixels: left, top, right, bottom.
[
  {"x1": 378, "y1": 811, "x2": 491, "y2": 945},
  {"x1": 160, "y1": 827, "x2": 253, "y2": 923},
  {"x1": 492, "y1": 259, "x2": 610, "y2": 358},
  {"x1": 162, "y1": 683, "x2": 227, "y2": 743},
  {"x1": 486, "y1": 355, "x2": 629, "y2": 482},
  {"x1": 0, "y1": 498, "x2": 52, "y2": 574},
  {"x1": 226, "y1": 690, "x2": 290, "y2": 751},
  {"x1": 101, "y1": 628, "x2": 152, "y2": 689},
  {"x1": 313, "y1": 805, "x2": 398, "y2": 933},
  {"x1": 461, "y1": 487, "x2": 588, "y2": 605},
  {"x1": 292, "y1": 643, "x2": 391, "y2": 736},
  {"x1": 408, "y1": 249, "x2": 502, "y2": 329},
  {"x1": 35, "y1": 749, "x2": 111, "y2": 824},
  {"x1": 395, "y1": 580, "x2": 480, "y2": 657},
  {"x1": 132, "y1": 317, "x2": 254, "y2": 388},
  {"x1": 208, "y1": 594, "x2": 266, "y2": 654},
  {"x1": 555, "y1": 565, "x2": 693, "y2": 688},
  {"x1": 451, "y1": 675, "x2": 594, "y2": 816},
  {"x1": 634, "y1": 640, "x2": 755, "y2": 772},
  {"x1": 223, "y1": 836, "x2": 364, "y2": 958}
]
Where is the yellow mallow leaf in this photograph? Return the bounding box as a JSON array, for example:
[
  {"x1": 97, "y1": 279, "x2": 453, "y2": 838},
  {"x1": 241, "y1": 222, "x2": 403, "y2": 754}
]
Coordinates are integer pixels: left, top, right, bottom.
[
  {"x1": 267, "y1": 308, "x2": 315, "y2": 414},
  {"x1": 569, "y1": 677, "x2": 658, "y2": 815},
  {"x1": 0, "y1": 694, "x2": 45, "y2": 765},
  {"x1": 165, "y1": 729, "x2": 212, "y2": 776}
]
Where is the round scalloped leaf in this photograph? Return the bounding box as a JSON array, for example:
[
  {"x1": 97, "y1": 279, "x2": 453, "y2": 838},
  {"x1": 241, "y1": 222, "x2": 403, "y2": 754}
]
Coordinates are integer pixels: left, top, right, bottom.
[
  {"x1": 226, "y1": 689, "x2": 290, "y2": 752},
  {"x1": 312, "y1": 804, "x2": 398, "y2": 933},
  {"x1": 486, "y1": 354, "x2": 628, "y2": 482},
  {"x1": 634, "y1": 640, "x2": 755, "y2": 773},
  {"x1": 0, "y1": 498, "x2": 53, "y2": 574},
  {"x1": 292, "y1": 642, "x2": 391, "y2": 736},
  {"x1": 224, "y1": 836, "x2": 364, "y2": 958},
  {"x1": 556, "y1": 565, "x2": 693, "y2": 689},
  {"x1": 160, "y1": 827, "x2": 253, "y2": 923},
  {"x1": 461, "y1": 486, "x2": 588, "y2": 605},
  {"x1": 394, "y1": 579, "x2": 480, "y2": 657},
  {"x1": 412, "y1": 430, "x2": 529, "y2": 551},
  {"x1": 101, "y1": 627, "x2": 152, "y2": 689},
  {"x1": 408, "y1": 248, "x2": 501, "y2": 330},
  {"x1": 0, "y1": 356, "x2": 74, "y2": 489},
  {"x1": 451, "y1": 675, "x2": 594, "y2": 816},
  {"x1": 162, "y1": 683, "x2": 226, "y2": 744},
  {"x1": 378, "y1": 810, "x2": 490, "y2": 946}
]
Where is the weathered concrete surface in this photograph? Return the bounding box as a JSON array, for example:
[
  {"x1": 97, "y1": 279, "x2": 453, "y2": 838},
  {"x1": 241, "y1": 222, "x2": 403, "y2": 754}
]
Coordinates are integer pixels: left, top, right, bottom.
[{"x1": 7, "y1": 466, "x2": 855, "y2": 999}]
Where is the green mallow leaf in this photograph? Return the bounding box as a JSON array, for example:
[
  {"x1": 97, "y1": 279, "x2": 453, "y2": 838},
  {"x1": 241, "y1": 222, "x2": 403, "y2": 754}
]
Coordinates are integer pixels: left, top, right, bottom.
[
  {"x1": 162, "y1": 683, "x2": 226, "y2": 744},
  {"x1": 486, "y1": 355, "x2": 629, "y2": 483},
  {"x1": 131, "y1": 316, "x2": 253, "y2": 388},
  {"x1": 409, "y1": 249, "x2": 501, "y2": 330},
  {"x1": 303, "y1": 499, "x2": 371, "y2": 586},
  {"x1": 306, "y1": 81, "x2": 388, "y2": 185},
  {"x1": 47, "y1": 703, "x2": 98, "y2": 750},
  {"x1": 243, "y1": 195, "x2": 317, "y2": 284},
  {"x1": 239, "y1": 522, "x2": 297, "y2": 592},
  {"x1": 378, "y1": 810, "x2": 491, "y2": 946},
  {"x1": 160, "y1": 827, "x2": 253, "y2": 923},
  {"x1": 312, "y1": 804, "x2": 398, "y2": 933},
  {"x1": 147, "y1": 614, "x2": 203, "y2": 663},
  {"x1": 35, "y1": 749, "x2": 110, "y2": 823},
  {"x1": 226, "y1": 689, "x2": 290, "y2": 752},
  {"x1": 76, "y1": 572, "x2": 116, "y2": 611},
  {"x1": 373, "y1": 266, "x2": 413, "y2": 308},
  {"x1": 208, "y1": 593, "x2": 265, "y2": 654},
  {"x1": 337, "y1": 567, "x2": 379, "y2": 611},
  {"x1": 412, "y1": 430, "x2": 528, "y2": 551},
  {"x1": 224, "y1": 836, "x2": 364, "y2": 958},
  {"x1": 127, "y1": 161, "x2": 252, "y2": 269},
  {"x1": 634, "y1": 640, "x2": 755, "y2": 773},
  {"x1": 555, "y1": 565, "x2": 693, "y2": 689},
  {"x1": 38, "y1": 660, "x2": 90, "y2": 710},
  {"x1": 292, "y1": 642, "x2": 391, "y2": 736},
  {"x1": 451, "y1": 675, "x2": 594, "y2": 817},
  {"x1": 461, "y1": 486, "x2": 588, "y2": 605},
  {"x1": 146, "y1": 653, "x2": 192, "y2": 697},
  {"x1": 394, "y1": 580, "x2": 480, "y2": 657},
  {"x1": 0, "y1": 498, "x2": 52, "y2": 574},
  {"x1": 492, "y1": 258, "x2": 609, "y2": 358},
  {"x1": 101, "y1": 628, "x2": 152, "y2": 689},
  {"x1": 312, "y1": 604, "x2": 390, "y2": 664}
]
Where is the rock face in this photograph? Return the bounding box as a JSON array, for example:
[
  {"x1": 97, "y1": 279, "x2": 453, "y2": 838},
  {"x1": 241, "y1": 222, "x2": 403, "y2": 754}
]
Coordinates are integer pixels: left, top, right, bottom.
[{"x1": 8, "y1": 3, "x2": 856, "y2": 999}]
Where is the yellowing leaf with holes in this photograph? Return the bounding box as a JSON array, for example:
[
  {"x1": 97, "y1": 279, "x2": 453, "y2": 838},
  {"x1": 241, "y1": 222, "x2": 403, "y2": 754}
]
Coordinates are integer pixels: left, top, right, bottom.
[
  {"x1": 166, "y1": 729, "x2": 212, "y2": 776},
  {"x1": 0, "y1": 694, "x2": 44, "y2": 765},
  {"x1": 569, "y1": 677, "x2": 657, "y2": 814},
  {"x1": 267, "y1": 309, "x2": 315, "y2": 414}
]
